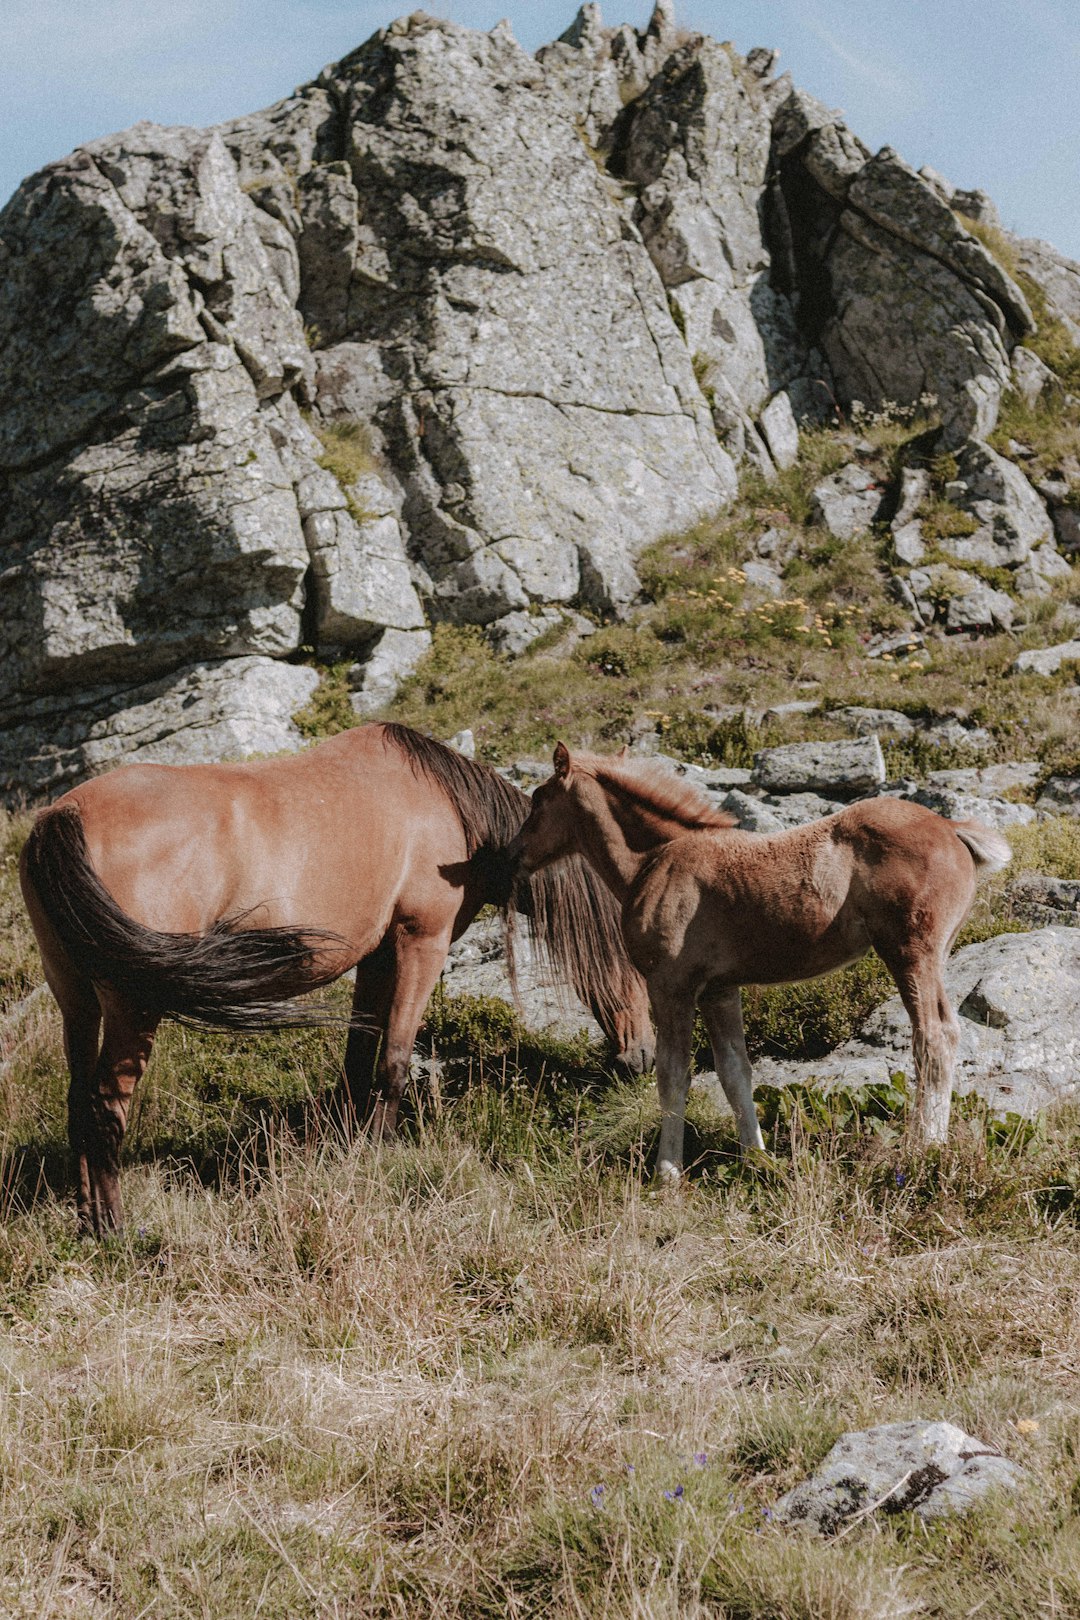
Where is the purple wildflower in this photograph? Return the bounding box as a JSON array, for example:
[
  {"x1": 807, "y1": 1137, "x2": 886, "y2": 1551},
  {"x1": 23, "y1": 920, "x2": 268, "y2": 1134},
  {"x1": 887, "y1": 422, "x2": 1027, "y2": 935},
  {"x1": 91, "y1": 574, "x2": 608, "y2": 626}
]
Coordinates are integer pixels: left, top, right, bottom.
[
  {"x1": 693, "y1": 1452, "x2": 708, "y2": 1467},
  {"x1": 590, "y1": 1484, "x2": 605, "y2": 1507},
  {"x1": 663, "y1": 1484, "x2": 685, "y2": 1502}
]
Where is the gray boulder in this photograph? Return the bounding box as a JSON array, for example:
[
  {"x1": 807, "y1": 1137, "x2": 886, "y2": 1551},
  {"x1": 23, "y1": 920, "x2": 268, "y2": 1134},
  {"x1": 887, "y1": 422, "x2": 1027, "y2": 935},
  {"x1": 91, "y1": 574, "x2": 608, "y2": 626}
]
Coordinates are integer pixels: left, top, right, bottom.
[
  {"x1": 1011, "y1": 345, "x2": 1065, "y2": 408},
  {"x1": 0, "y1": 658, "x2": 319, "y2": 801},
  {"x1": 1036, "y1": 777, "x2": 1080, "y2": 817},
  {"x1": 753, "y1": 735, "x2": 885, "y2": 796},
  {"x1": 618, "y1": 36, "x2": 818, "y2": 460},
  {"x1": 810, "y1": 463, "x2": 883, "y2": 539},
  {"x1": 907, "y1": 565, "x2": 1014, "y2": 632},
  {"x1": 775, "y1": 1422, "x2": 1023, "y2": 1535},
  {"x1": 720, "y1": 790, "x2": 785, "y2": 833},
  {"x1": 347, "y1": 628, "x2": 432, "y2": 716},
  {"x1": 1012, "y1": 639, "x2": 1080, "y2": 676},
  {"x1": 951, "y1": 440, "x2": 1054, "y2": 564},
  {"x1": 907, "y1": 786, "x2": 1036, "y2": 831},
  {"x1": 1008, "y1": 874, "x2": 1080, "y2": 929},
  {"x1": 753, "y1": 928, "x2": 1080, "y2": 1119}
]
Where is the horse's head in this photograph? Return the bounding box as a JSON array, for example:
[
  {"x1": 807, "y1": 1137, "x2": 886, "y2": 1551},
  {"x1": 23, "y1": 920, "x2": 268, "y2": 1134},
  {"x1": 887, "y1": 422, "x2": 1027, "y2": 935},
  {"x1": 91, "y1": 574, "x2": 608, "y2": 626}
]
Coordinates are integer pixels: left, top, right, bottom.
[{"x1": 512, "y1": 743, "x2": 583, "y2": 876}]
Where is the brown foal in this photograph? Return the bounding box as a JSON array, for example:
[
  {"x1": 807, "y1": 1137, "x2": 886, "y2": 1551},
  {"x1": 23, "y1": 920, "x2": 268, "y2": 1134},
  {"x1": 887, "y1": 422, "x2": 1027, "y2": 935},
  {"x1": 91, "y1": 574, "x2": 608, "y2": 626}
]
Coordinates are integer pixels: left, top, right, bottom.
[
  {"x1": 515, "y1": 744, "x2": 1012, "y2": 1177},
  {"x1": 20, "y1": 724, "x2": 653, "y2": 1234}
]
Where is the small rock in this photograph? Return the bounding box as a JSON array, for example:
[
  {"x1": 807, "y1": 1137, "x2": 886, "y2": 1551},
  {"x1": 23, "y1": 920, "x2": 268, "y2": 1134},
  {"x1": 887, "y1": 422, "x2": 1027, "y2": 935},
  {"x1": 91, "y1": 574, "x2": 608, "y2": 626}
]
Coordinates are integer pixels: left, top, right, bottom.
[
  {"x1": 1014, "y1": 545, "x2": 1072, "y2": 599},
  {"x1": 487, "y1": 607, "x2": 566, "y2": 657},
  {"x1": 892, "y1": 466, "x2": 931, "y2": 530},
  {"x1": 761, "y1": 791, "x2": 845, "y2": 827},
  {"x1": 1007, "y1": 873, "x2": 1080, "y2": 928},
  {"x1": 954, "y1": 439, "x2": 1054, "y2": 564},
  {"x1": 919, "y1": 718, "x2": 994, "y2": 753},
  {"x1": 753, "y1": 735, "x2": 885, "y2": 796},
  {"x1": 347, "y1": 628, "x2": 432, "y2": 716},
  {"x1": 892, "y1": 520, "x2": 926, "y2": 565},
  {"x1": 1036, "y1": 775, "x2": 1080, "y2": 816},
  {"x1": 866, "y1": 630, "x2": 925, "y2": 659},
  {"x1": 929, "y1": 762, "x2": 1039, "y2": 796},
  {"x1": 741, "y1": 558, "x2": 785, "y2": 595},
  {"x1": 758, "y1": 391, "x2": 800, "y2": 471},
  {"x1": 720, "y1": 789, "x2": 784, "y2": 832},
  {"x1": 1012, "y1": 640, "x2": 1080, "y2": 676},
  {"x1": 761, "y1": 699, "x2": 821, "y2": 722},
  {"x1": 448, "y1": 727, "x2": 476, "y2": 758},
  {"x1": 811, "y1": 463, "x2": 883, "y2": 540},
  {"x1": 1051, "y1": 504, "x2": 1080, "y2": 554},
  {"x1": 1011, "y1": 346, "x2": 1064, "y2": 409},
  {"x1": 774, "y1": 1421, "x2": 1023, "y2": 1536},
  {"x1": 756, "y1": 526, "x2": 796, "y2": 563},
  {"x1": 828, "y1": 706, "x2": 916, "y2": 739},
  {"x1": 944, "y1": 579, "x2": 1013, "y2": 635}
]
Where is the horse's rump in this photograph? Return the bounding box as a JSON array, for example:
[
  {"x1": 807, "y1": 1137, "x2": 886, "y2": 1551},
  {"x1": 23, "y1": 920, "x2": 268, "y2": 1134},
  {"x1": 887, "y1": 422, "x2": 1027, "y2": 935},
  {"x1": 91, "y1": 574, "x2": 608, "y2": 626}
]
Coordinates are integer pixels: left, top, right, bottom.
[{"x1": 22, "y1": 804, "x2": 352, "y2": 1030}]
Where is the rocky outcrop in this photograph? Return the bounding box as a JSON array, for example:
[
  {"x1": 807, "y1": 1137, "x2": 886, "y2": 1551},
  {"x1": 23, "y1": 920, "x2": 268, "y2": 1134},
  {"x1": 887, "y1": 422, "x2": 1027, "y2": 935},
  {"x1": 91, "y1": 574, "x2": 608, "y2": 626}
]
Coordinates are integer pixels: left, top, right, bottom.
[
  {"x1": 771, "y1": 93, "x2": 1033, "y2": 445},
  {"x1": 0, "y1": 4, "x2": 1074, "y2": 794}
]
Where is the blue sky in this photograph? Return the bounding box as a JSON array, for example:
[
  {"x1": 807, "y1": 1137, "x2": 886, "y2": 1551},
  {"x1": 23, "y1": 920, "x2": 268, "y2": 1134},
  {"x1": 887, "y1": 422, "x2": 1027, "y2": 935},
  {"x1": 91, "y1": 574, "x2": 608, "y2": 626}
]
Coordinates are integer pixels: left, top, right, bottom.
[{"x1": 2, "y1": 0, "x2": 1078, "y2": 259}]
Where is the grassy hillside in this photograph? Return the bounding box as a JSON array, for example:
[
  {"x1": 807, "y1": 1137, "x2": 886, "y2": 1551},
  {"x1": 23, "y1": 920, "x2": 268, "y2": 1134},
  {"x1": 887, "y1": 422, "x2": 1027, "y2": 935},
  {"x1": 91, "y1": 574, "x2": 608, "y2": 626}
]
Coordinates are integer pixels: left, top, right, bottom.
[{"x1": 5, "y1": 394, "x2": 1080, "y2": 1613}]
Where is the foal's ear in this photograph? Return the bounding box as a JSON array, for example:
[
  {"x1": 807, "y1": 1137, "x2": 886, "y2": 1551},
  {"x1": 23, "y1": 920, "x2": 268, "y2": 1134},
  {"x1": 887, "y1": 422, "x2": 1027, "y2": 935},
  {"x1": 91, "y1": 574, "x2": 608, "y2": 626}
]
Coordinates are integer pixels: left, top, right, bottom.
[{"x1": 553, "y1": 741, "x2": 571, "y2": 779}]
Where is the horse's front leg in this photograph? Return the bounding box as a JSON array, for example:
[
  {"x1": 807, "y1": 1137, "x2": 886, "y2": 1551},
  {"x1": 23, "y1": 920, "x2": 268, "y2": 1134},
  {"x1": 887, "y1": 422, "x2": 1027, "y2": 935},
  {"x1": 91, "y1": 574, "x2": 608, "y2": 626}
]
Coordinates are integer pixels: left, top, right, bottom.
[
  {"x1": 368, "y1": 930, "x2": 453, "y2": 1140},
  {"x1": 651, "y1": 990, "x2": 696, "y2": 1182},
  {"x1": 698, "y1": 982, "x2": 764, "y2": 1153}
]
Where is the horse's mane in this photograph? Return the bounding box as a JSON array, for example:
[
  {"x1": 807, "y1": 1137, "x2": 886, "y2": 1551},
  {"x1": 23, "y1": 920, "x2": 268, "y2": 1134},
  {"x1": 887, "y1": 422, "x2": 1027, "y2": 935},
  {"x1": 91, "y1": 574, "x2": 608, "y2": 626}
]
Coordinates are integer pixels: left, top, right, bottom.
[
  {"x1": 585, "y1": 755, "x2": 736, "y2": 833},
  {"x1": 379, "y1": 724, "x2": 644, "y2": 1036}
]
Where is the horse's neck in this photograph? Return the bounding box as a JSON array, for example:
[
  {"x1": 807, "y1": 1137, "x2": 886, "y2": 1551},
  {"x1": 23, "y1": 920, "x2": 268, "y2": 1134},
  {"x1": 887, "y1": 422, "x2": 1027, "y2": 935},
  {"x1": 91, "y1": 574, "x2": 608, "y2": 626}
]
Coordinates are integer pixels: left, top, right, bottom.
[{"x1": 574, "y1": 778, "x2": 666, "y2": 901}]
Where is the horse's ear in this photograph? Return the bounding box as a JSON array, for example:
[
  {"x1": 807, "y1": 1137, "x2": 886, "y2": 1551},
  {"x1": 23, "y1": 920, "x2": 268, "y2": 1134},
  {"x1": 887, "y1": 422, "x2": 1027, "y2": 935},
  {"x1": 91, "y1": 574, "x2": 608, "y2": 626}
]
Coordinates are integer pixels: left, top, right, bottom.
[{"x1": 553, "y1": 742, "x2": 571, "y2": 780}]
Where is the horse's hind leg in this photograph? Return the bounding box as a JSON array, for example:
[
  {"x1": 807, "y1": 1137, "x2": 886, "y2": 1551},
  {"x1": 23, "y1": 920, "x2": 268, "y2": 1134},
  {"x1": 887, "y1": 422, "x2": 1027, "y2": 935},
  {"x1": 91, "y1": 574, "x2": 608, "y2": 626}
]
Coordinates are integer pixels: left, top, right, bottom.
[
  {"x1": 698, "y1": 983, "x2": 764, "y2": 1153},
  {"x1": 73, "y1": 996, "x2": 159, "y2": 1235},
  {"x1": 340, "y1": 939, "x2": 396, "y2": 1127},
  {"x1": 876, "y1": 944, "x2": 960, "y2": 1148}
]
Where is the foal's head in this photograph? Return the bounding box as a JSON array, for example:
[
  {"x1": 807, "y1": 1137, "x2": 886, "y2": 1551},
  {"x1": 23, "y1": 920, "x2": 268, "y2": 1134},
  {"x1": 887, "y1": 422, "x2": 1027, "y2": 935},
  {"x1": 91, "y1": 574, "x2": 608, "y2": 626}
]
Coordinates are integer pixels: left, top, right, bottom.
[{"x1": 515, "y1": 743, "x2": 586, "y2": 874}]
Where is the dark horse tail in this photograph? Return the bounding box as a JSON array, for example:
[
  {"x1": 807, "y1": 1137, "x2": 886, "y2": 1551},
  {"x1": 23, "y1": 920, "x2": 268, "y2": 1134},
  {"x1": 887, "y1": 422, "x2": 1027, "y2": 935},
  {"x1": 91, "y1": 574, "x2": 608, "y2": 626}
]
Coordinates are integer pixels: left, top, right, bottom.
[{"x1": 22, "y1": 805, "x2": 351, "y2": 1031}]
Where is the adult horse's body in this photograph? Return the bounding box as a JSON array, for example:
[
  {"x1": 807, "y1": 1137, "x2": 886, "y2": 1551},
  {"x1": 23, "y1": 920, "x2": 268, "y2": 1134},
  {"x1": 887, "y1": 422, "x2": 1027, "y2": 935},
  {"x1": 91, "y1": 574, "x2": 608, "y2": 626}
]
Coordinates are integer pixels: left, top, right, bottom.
[
  {"x1": 20, "y1": 723, "x2": 652, "y2": 1233},
  {"x1": 515, "y1": 744, "x2": 1012, "y2": 1178}
]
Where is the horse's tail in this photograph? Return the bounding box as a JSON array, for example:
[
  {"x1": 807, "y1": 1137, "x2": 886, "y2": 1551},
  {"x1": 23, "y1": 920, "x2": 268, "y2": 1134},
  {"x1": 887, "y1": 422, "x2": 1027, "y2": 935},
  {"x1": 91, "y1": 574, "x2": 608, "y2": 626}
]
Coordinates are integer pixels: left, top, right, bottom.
[
  {"x1": 21, "y1": 804, "x2": 351, "y2": 1031},
  {"x1": 952, "y1": 818, "x2": 1013, "y2": 876}
]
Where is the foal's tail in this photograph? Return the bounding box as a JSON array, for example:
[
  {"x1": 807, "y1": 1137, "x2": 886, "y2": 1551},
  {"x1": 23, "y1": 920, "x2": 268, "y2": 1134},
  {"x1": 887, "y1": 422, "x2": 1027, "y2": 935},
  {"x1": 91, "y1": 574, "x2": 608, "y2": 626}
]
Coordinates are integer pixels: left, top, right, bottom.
[
  {"x1": 21, "y1": 805, "x2": 351, "y2": 1031},
  {"x1": 951, "y1": 818, "x2": 1013, "y2": 876}
]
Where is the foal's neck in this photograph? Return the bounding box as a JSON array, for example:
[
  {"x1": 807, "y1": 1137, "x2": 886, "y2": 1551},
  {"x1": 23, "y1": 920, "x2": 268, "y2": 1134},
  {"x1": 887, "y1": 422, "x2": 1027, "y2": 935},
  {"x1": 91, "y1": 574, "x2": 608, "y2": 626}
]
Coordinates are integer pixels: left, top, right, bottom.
[{"x1": 574, "y1": 776, "x2": 682, "y2": 901}]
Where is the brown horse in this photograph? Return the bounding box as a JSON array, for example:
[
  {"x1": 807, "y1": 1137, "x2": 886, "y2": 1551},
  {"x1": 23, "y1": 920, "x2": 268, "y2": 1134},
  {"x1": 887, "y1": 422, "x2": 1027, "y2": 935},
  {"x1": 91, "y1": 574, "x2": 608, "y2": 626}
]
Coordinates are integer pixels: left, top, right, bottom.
[
  {"x1": 19, "y1": 723, "x2": 653, "y2": 1233},
  {"x1": 514, "y1": 744, "x2": 1012, "y2": 1177}
]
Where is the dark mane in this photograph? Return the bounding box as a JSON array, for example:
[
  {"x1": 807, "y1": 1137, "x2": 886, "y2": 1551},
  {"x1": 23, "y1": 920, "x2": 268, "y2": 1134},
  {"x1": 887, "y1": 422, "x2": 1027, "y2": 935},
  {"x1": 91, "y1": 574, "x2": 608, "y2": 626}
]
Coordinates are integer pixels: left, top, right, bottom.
[
  {"x1": 380, "y1": 724, "x2": 646, "y2": 1038},
  {"x1": 588, "y1": 756, "x2": 736, "y2": 833},
  {"x1": 380, "y1": 722, "x2": 525, "y2": 857}
]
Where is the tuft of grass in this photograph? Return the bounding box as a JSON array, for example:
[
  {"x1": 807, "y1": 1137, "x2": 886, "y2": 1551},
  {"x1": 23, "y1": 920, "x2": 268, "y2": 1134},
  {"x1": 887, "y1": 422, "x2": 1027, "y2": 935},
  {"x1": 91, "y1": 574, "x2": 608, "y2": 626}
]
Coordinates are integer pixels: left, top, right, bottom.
[
  {"x1": 291, "y1": 659, "x2": 357, "y2": 740},
  {"x1": 313, "y1": 418, "x2": 379, "y2": 488}
]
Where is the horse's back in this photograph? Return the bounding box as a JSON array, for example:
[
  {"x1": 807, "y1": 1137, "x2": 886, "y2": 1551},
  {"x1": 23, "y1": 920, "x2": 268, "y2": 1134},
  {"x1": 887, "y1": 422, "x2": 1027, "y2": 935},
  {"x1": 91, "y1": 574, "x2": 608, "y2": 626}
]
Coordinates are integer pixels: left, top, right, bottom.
[{"x1": 48, "y1": 728, "x2": 467, "y2": 940}]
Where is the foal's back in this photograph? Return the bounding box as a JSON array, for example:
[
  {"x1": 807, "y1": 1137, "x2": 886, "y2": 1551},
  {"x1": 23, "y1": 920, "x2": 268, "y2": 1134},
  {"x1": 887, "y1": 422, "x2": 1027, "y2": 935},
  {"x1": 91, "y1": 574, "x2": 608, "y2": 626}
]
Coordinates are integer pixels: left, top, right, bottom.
[{"x1": 627, "y1": 797, "x2": 981, "y2": 988}]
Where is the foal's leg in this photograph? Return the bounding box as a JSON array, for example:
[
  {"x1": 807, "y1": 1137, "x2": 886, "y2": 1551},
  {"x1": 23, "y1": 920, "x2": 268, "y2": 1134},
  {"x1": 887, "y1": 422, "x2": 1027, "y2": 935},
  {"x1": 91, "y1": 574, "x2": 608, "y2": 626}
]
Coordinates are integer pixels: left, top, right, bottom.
[
  {"x1": 73, "y1": 997, "x2": 159, "y2": 1235},
  {"x1": 369, "y1": 931, "x2": 452, "y2": 1140},
  {"x1": 877, "y1": 945, "x2": 960, "y2": 1148},
  {"x1": 651, "y1": 989, "x2": 697, "y2": 1182},
  {"x1": 698, "y1": 983, "x2": 764, "y2": 1152}
]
